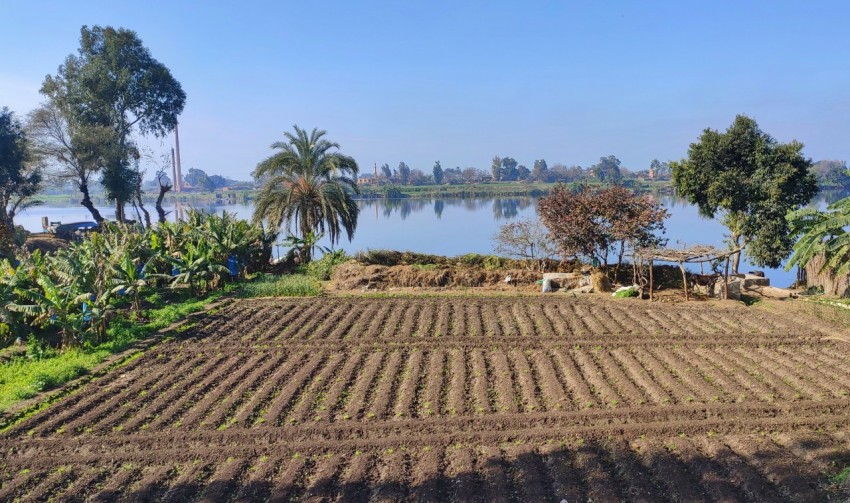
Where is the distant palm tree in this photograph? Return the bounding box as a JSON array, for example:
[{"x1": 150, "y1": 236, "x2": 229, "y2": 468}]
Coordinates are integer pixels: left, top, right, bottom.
[{"x1": 252, "y1": 126, "x2": 359, "y2": 262}]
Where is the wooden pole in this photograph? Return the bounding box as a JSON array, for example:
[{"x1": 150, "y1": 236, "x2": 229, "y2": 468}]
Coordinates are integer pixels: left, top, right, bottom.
[
  {"x1": 649, "y1": 259, "x2": 654, "y2": 302},
  {"x1": 723, "y1": 254, "x2": 730, "y2": 300},
  {"x1": 679, "y1": 262, "x2": 689, "y2": 301}
]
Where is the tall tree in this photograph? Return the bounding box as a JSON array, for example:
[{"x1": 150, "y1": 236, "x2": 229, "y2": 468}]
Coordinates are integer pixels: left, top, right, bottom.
[
  {"x1": 501, "y1": 157, "x2": 518, "y2": 181},
  {"x1": 532, "y1": 159, "x2": 549, "y2": 181},
  {"x1": 27, "y1": 103, "x2": 114, "y2": 222},
  {"x1": 491, "y1": 156, "x2": 502, "y2": 181},
  {"x1": 517, "y1": 164, "x2": 530, "y2": 181},
  {"x1": 592, "y1": 155, "x2": 622, "y2": 184},
  {"x1": 41, "y1": 25, "x2": 186, "y2": 222},
  {"x1": 380, "y1": 163, "x2": 392, "y2": 181},
  {"x1": 672, "y1": 115, "x2": 817, "y2": 271},
  {"x1": 397, "y1": 162, "x2": 411, "y2": 185},
  {"x1": 252, "y1": 126, "x2": 359, "y2": 262},
  {"x1": 432, "y1": 160, "x2": 443, "y2": 184},
  {"x1": 0, "y1": 108, "x2": 42, "y2": 256}
]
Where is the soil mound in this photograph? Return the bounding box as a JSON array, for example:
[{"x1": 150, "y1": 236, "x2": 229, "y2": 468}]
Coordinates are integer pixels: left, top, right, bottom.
[{"x1": 332, "y1": 261, "x2": 540, "y2": 290}]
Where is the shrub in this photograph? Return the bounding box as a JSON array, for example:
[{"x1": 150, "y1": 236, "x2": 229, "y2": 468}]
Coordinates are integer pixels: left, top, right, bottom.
[{"x1": 305, "y1": 250, "x2": 350, "y2": 280}]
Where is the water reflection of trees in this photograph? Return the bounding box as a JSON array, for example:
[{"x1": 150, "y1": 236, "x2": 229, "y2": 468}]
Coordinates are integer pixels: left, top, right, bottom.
[{"x1": 356, "y1": 197, "x2": 535, "y2": 221}]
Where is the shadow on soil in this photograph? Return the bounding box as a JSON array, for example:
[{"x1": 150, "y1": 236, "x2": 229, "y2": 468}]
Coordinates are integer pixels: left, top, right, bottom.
[{"x1": 108, "y1": 438, "x2": 844, "y2": 502}]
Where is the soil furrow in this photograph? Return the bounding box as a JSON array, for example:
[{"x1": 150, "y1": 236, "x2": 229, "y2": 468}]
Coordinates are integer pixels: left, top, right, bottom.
[
  {"x1": 342, "y1": 351, "x2": 386, "y2": 421},
  {"x1": 630, "y1": 437, "x2": 708, "y2": 503},
  {"x1": 284, "y1": 353, "x2": 347, "y2": 424},
  {"x1": 146, "y1": 352, "x2": 260, "y2": 431},
  {"x1": 748, "y1": 347, "x2": 834, "y2": 399},
  {"x1": 370, "y1": 449, "x2": 409, "y2": 503},
  {"x1": 445, "y1": 348, "x2": 467, "y2": 416},
  {"x1": 261, "y1": 352, "x2": 328, "y2": 425},
  {"x1": 605, "y1": 438, "x2": 673, "y2": 503},
  {"x1": 365, "y1": 350, "x2": 404, "y2": 420},
  {"x1": 550, "y1": 347, "x2": 598, "y2": 409},
  {"x1": 572, "y1": 348, "x2": 624, "y2": 407},
  {"x1": 265, "y1": 454, "x2": 309, "y2": 503},
  {"x1": 488, "y1": 351, "x2": 519, "y2": 413},
  {"x1": 410, "y1": 446, "x2": 446, "y2": 502},
  {"x1": 121, "y1": 464, "x2": 172, "y2": 503},
  {"x1": 468, "y1": 349, "x2": 492, "y2": 415},
  {"x1": 594, "y1": 349, "x2": 653, "y2": 406},
  {"x1": 90, "y1": 465, "x2": 142, "y2": 503},
  {"x1": 25, "y1": 351, "x2": 193, "y2": 436},
  {"x1": 664, "y1": 436, "x2": 749, "y2": 503},
  {"x1": 539, "y1": 444, "x2": 583, "y2": 503},
  {"x1": 529, "y1": 350, "x2": 569, "y2": 412},
  {"x1": 718, "y1": 348, "x2": 799, "y2": 401},
  {"x1": 609, "y1": 347, "x2": 671, "y2": 406},
  {"x1": 313, "y1": 349, "x2": 366, "y2": 422},
  {"x1": 418, "y1": 350, "x2": 445, "y2": 418},
  {"x1": 301, "y1": 453, "x2": 343, "y2": 503},
  {"x1": 192, "y1": 351, "x2": 287, "y2": 430},
  {"x1": 392, "y1": 349, "x2": 424, "y2": 419},
  {"x1": 444, "y1": 445, "x2": 480, "y2": 502},
  {"x1": 89, "y1": 353, "x2": 229, "y2": 434},
  {"x1": 724, "y1": 434, "x2": 829, "y2": 503},
  {"x1": 132, "y1": 357, "x2": 242, "y2": 432},
  {"x1": 669, "y1": 346, "x2": 749, "y2": 402},
  {"x1": 646, "y1": 346, "x2": 716, "y2": 403},
  {"x1": 692, "y1": 346, "x2": 778, "y2": 401},
  {"x1": 334, "y1": 450, "x2": 374, "y2": 502},
  {"x1": 230, "y1": 350, "x2": 308, "y2": 426},
  {"x1": 476, "y1": 445, "x2": 510, "y2": 503}
]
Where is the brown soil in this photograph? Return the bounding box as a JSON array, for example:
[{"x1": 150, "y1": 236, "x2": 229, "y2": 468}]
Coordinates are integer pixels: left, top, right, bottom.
[
  {"x1": 24, "y1": 233, "x2": 70, "y2": 255},
  {"x1": 2, "y1": 296, "x2": 850, "y2": 501}
]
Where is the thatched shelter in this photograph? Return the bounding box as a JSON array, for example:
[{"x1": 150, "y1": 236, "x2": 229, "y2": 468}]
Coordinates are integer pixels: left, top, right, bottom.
[{"x1": 635, "y1": 245, "x2": 742, "y2": 301}]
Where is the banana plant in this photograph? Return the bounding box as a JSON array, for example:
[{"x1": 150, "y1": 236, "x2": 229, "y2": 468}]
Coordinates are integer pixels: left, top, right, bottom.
[
  {"x1": 110, "y1": 254, "x2": 150, "y2": 314},
  {"x1": 9, "y1": 272, "x2": 93, "y2": 347},
  {"x1": 168, "y1": 240, "x2": 228, "y2": 296}
]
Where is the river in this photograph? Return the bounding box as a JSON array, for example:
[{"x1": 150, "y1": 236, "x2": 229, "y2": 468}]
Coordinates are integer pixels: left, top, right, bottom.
[{"x1": 15, "y1": 191, "x2": 849, "y2": 288}]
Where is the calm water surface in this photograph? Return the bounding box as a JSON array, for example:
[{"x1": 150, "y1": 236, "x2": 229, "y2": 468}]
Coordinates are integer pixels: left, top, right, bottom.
[{"x1": 16, "y1": 191, "x2": 849, "y2": 288}]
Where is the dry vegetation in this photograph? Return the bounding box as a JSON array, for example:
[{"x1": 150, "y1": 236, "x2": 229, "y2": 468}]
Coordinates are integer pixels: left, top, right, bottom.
[{"x1": 2, "y1": 296, "x2": 850, "y2": 501}]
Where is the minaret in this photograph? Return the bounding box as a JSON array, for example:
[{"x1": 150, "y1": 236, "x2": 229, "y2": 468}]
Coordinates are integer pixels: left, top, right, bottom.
[{"x1": 174, "y1": 123, "x2": 183, "y2": 192}]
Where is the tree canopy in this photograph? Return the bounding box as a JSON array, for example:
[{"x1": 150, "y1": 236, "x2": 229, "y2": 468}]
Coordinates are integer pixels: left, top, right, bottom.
[
  {"x1": 252, "y1": 126, "x2": 359, "y2": 261},
  {"x1": 672, "y1": 115, "x2": 817, "y2": 270},
  {"x1": 0, "y1": 108, "x2": 42, "y2": 255},
  {"x1": 41, "y1": 25, "x2": 185, "y2": 222},
  {"x1": 538, "y1": 184, "x2": 667, "y2": 269}
]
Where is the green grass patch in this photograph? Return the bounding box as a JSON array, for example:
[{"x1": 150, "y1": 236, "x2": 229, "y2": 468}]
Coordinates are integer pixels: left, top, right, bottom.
[
  {"x1": 0, "y1": 291, "x2": 226, "y2": 415},
  {"x1": 238, "y1": 274, "x2": 322, "y2": 298}
]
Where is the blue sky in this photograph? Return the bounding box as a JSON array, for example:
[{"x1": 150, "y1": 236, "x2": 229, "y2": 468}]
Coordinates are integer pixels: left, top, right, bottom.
[{"x1": 2, "y1": 1, "x2": 849, "y2": 179}]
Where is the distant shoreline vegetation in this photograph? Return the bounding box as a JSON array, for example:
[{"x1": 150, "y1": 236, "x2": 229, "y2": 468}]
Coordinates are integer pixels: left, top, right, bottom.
[{"x1": 31, "y1": 179, "x2": 849, "y2": 208}]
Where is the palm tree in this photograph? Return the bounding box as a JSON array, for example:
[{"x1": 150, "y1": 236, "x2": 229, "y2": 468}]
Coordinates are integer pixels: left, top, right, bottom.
[{"x1": 252, "y1": 126, "x2": 359, "y2": 262}]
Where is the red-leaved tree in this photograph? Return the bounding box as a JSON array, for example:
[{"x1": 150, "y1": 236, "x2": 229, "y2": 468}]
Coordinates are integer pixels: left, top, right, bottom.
[{"x1": 538, "y1": 184, "x2": 668, "y2": 274}]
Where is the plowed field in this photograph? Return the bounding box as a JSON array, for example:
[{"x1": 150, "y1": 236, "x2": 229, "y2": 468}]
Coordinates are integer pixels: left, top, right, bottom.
[{"x1": 3, "y1": 297, "x2": 850, "y2": 501}]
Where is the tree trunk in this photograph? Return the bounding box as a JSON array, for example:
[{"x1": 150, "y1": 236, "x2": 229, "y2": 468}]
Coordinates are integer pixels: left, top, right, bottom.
[
  {"x1": 155, "y1": 183, "x2": 171, "y2": 224},
  {"x1": 115, "y1": 199, "x2": 125, "y2": 222},
  {"x1": 79, "y1": 181, "x2": 104, "y2": 223},
  {"x1": 614, "y1": 241, "x2": 625, "y2": 280}
]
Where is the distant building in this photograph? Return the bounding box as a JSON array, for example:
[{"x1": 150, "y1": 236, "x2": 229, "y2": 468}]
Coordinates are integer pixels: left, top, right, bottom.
[{"x1": 357, "y1": 174, "x2": 375, "y2": 185}]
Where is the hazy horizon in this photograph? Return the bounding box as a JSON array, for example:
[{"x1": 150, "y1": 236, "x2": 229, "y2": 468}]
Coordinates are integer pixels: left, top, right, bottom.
[{"x1": 3, "y1": 1, "x2": 848, "y2": 179}]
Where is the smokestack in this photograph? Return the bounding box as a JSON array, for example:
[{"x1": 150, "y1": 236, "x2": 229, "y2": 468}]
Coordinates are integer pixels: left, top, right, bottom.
[
  {"x1": 171, "y1": 148, "x2": 178, "y2": 190},
  {"x1": 174, "y1": 123, "x2": 183, "y2": 192}
]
